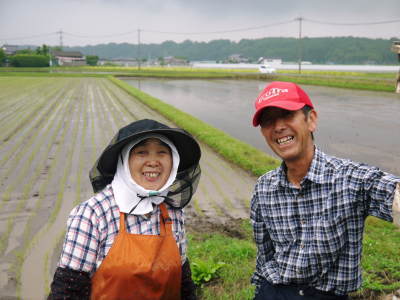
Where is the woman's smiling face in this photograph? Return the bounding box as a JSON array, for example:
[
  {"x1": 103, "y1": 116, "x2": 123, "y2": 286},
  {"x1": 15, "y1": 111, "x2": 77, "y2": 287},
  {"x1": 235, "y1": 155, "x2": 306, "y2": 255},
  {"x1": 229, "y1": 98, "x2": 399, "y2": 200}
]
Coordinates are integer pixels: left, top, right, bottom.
[{"x1": 128, "y1": 138, "x2": 173, "y2": 190}]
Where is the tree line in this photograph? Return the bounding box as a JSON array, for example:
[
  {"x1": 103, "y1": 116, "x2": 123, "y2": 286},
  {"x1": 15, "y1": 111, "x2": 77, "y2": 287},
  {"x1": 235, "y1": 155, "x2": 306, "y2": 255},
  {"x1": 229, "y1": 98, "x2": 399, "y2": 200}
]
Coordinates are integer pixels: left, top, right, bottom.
[{"x1": 66, "y1": 36, "x2": 399, "y2": 65}]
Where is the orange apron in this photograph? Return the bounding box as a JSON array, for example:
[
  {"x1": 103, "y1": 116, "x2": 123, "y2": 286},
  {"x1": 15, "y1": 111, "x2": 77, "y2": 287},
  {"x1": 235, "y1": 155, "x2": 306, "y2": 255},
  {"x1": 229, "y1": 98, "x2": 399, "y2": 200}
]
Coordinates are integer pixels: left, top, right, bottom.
[{"x1": 91, "y1": 203, "x2": 182, "y2": 300}]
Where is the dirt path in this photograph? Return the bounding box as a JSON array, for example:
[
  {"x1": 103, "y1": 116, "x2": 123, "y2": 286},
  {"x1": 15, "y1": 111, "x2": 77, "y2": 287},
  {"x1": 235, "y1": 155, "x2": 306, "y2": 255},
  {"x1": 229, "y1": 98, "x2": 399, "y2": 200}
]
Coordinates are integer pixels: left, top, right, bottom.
[{"x1": 0, "y1": 77, "x2": 257, "y2": 299}]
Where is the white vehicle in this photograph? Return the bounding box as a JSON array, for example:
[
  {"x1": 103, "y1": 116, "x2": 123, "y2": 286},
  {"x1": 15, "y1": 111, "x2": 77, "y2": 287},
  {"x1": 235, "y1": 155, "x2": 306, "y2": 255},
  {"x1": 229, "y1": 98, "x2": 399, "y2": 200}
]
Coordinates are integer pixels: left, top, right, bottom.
[{"x1": 258, "y1": 65, "x2": 277, "y2": 74}]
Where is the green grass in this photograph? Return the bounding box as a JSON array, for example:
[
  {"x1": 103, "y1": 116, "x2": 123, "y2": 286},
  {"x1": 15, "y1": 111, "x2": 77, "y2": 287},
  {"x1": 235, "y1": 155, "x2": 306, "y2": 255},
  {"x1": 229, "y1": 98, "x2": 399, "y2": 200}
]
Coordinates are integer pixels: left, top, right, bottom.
[
  {"x1": 187, "y1": 217, "x2": 400, "y2": 299},
  {"x1": 1, "y1": 66, "x2": 396, "y2": 92},
  {"x1": 276, "y1": 74, "x2": 396, "y2": 92},
  {"x1": 280, "y1": 69, "x2": 397, "y2": 79},
  {"x1": 351, "y1": 217, "x2": 400, "y2": 298},
  {"x1": 187, "y1": 220, "x2": 256, "y2": 300}
]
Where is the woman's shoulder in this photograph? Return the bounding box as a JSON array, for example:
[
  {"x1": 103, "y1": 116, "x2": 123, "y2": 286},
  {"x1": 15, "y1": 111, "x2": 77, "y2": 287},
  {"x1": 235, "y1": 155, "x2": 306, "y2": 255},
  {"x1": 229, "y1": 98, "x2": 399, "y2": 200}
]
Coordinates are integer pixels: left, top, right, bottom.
[{"x1": 69, "y1": 185, "x2": 116, "y2": 219}]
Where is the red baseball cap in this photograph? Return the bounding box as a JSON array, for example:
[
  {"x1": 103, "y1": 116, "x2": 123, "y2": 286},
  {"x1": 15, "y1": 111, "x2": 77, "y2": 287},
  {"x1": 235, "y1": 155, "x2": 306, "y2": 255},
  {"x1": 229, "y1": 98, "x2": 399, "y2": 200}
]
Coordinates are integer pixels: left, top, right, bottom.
[{"x1": 252, "y1": 81, "x2": 314, "y2": 126}]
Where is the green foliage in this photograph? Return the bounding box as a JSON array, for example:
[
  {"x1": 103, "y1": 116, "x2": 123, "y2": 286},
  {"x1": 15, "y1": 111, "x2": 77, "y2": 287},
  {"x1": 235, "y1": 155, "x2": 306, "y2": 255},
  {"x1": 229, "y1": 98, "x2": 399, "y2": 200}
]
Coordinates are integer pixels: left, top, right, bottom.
[
  {"x1": 16, "y1": 49, "x2": 34, "y2": 54},
  {"x1": 0, "y1": 48, "x2": 5, "y2": 66},
  {"x1": 36, "y1": 44, "x2": 50, "y2": 56},
  {"x1": 10, "y1": 54, "x2": 49, "y2": 67},
  {"x1": 191, "y1": 260, "x2": 225, "y2": 286},
  {"x1": 65, "y1": 37, "x2": 399, "y2": 64},
  {"x1": 51, "y1": 46, "x2": 63, "y2": 52},
  {"x1": 86, "y1": 55, "x2": 99, "y2": 66}
]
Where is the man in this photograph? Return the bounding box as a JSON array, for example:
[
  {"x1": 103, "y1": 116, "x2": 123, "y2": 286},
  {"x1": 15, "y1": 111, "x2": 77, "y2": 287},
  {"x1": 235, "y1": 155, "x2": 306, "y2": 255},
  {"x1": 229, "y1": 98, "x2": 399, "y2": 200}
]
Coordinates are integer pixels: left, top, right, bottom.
[{"x1": 250, "y1": 81, "x2": 400, "y2": 300}]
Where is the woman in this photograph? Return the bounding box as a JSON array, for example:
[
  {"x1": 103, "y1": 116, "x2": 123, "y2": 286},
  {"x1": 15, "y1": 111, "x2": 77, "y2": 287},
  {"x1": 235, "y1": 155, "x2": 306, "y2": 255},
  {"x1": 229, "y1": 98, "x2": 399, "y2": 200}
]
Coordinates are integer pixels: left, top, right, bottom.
[{"x1": 49, "y1": 119, "x2": 201, "y2": 300}]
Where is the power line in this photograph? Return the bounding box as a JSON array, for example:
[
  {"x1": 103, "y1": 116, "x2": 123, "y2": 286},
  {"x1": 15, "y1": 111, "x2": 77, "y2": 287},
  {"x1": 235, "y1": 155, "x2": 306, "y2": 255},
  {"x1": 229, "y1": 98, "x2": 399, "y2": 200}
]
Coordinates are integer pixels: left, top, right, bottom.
[
  {"x1": 303, "y1": 18, "x2": 400, "y2": 26},
  {"x1": 63, "y1": 30, "x2": 137, "y2": 38},
  {"x1": 142, "y1": 19, "x2": 296, "y2": 35},
  {"x1": 0, "y1": 32, "x2": 57, "y2": 41},
  {"x1": 1, "y1": 17, "x2": 399, "y2": 43}
]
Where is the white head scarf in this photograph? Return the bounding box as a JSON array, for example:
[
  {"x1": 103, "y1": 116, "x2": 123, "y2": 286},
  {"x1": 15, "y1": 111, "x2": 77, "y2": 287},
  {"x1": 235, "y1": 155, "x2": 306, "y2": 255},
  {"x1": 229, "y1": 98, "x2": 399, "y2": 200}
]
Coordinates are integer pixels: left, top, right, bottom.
[{"x1": 111, "y1": 133, "x2": 180, "y2": 215}]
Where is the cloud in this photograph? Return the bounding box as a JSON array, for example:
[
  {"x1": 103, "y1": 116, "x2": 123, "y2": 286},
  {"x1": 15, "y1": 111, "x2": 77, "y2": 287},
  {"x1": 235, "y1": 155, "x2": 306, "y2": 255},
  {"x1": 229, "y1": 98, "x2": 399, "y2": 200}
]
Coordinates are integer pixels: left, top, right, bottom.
[{"x1": 0, "y1": 0, "x2": 399, "y2": 46}]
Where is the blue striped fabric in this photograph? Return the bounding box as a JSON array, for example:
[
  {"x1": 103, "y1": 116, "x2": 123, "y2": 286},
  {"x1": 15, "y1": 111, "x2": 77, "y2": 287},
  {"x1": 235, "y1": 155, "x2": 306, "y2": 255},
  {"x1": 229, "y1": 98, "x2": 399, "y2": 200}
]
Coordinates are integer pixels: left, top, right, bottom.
[
  {"x1": 250, "y1": 147, "x2": 399, "y2": 295},
  {"x1": 58, "y1": 185, "x2": 186, "y2": 274}
]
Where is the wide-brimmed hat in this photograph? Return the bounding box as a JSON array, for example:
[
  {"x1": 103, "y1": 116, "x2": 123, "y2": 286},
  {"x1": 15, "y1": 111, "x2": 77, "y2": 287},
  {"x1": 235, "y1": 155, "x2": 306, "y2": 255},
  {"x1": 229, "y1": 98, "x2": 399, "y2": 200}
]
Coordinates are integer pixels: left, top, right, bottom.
[
  {"x1": 252, "y1": 81, "x2": 314, "y2": 126},
  {"x1": 89, "y1": 119, "x2": 201, "y2": 208}
]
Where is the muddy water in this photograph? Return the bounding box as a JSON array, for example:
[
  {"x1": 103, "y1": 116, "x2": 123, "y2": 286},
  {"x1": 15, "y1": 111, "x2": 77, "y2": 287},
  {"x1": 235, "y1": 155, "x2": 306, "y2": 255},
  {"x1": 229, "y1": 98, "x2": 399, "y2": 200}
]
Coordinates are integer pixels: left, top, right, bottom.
[{"x1": 124, "y1": 78, "x2": 400, "y2": 175}]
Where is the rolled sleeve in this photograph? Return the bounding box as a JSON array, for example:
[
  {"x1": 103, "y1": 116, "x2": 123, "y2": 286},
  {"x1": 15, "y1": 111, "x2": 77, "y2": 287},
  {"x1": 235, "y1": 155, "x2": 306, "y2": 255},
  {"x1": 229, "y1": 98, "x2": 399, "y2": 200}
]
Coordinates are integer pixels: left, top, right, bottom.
[{"x1": 361, "y1": 167, "x2": 400, "y2": 222}]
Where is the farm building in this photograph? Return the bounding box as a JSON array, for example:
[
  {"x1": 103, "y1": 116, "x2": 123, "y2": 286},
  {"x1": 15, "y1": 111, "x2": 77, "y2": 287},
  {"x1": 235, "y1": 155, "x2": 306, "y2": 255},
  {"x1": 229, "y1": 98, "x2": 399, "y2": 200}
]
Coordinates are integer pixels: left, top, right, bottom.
[
  {"x1": 162, "y1": 56, "x2": 188, "y2": 66},
  {"x1": 257, "y1": 57, "x2": 282, "y2": 66},
  {"x1": 51, "y1": 51, "x2": 86, "y2": 66},
  {"x1": 1, "y1": 44, "x2": 20, "y2": 55},
  {"x1": 227, "y1": 54, "x2": 250, "y2": 63},
  {"x1": 98, "y1": 58, "x2": 138, "y2": 67}
]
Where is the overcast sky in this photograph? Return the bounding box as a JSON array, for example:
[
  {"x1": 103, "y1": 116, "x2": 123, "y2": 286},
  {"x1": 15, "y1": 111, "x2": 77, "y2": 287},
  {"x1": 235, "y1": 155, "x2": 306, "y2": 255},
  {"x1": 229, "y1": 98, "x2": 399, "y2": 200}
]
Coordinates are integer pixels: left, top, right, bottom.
[{"x1": 1, "y1": 0, "x2": 399, "y2": 47}]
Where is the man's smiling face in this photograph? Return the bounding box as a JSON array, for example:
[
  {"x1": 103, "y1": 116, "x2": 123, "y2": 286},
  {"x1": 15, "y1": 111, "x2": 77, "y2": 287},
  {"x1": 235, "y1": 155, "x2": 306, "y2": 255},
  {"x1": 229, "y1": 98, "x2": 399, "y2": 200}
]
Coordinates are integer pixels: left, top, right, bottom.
[{"x1": 259, "y1": 107, "x2": 317, "y2": 164}]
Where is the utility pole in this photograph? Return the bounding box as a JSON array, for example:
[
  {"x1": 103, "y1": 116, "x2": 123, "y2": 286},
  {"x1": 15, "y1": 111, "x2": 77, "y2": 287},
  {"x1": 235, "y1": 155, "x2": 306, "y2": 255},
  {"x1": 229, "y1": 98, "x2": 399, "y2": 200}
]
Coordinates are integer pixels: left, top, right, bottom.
[
  {"x1": 137, "y1": 28, "x2": 141, "y2": 71},
  {"x1": 296, "y1": 17, "x2": 303, "y2": 74},
  {"x1": 57, "y1": 30, "x2": 63, "y2": 50}
]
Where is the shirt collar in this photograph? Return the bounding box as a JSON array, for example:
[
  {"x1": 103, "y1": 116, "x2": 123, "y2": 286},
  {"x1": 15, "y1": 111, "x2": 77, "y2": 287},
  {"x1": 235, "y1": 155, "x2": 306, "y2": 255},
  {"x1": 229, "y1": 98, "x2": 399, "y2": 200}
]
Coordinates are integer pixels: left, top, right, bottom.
[
  {"x1": 276, "y1": 147, "x2": 328, "y2": 187},
  {"x1": 304, "y1": 147, "x2": 328, "y2": 184}
]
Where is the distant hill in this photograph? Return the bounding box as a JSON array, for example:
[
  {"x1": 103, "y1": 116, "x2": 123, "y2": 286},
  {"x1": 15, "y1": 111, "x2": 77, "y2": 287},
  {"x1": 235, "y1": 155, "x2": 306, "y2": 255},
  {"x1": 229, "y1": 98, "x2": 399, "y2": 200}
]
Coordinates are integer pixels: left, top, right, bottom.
[{"x1": 65, "y1": 37, "x2": 399, "y2": 65}]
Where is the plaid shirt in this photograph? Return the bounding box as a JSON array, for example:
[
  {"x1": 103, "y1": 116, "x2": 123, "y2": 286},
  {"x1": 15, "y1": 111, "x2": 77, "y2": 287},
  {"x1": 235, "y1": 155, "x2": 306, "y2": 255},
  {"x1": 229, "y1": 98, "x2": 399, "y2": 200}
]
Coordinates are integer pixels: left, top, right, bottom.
[
  {"x1": 250, "y1": 147, "x2": 399, "y2": 295},
  {"x1": 58, "y1": 185, "x2": 186, "y2": 274}
]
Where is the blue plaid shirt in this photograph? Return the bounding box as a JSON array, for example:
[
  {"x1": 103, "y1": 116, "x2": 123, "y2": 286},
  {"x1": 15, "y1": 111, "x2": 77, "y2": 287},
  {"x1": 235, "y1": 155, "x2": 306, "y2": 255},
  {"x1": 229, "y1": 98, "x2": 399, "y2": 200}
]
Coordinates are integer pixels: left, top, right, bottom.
[{"x1": 250, "y1": 147, "x2": 399, "y2": 295}]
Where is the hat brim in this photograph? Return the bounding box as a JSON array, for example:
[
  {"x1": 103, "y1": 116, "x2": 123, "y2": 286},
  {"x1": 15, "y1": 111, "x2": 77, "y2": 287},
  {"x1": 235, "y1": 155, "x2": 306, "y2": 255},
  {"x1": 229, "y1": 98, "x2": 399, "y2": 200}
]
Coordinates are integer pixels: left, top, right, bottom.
[
  {"x1": 98, "y1": 128, "x2": 201, "y2": 176},
  {"x1": 252, "y1": 101, "x2": 306, "y2": 126}
]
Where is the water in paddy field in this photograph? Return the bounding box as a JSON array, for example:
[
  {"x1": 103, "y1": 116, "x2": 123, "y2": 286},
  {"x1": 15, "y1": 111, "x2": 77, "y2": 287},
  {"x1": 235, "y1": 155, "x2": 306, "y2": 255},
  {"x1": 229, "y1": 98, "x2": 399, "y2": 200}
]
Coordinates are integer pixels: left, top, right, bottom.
[
  {"x1": 124, "y1": 78, "x2": 400, "y2": 176},
  {"x1": 191, "y1": 62, "x2": 400, "y2": 73}
]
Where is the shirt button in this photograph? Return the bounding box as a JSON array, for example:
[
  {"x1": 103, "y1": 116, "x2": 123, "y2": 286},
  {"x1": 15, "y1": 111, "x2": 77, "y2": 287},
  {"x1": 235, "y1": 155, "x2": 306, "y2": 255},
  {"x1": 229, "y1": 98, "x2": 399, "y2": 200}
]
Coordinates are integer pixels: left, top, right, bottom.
[
  {"x1": 301, "y1": 219, "x2": 306, "y2": 225},
  {"x1": 300, "y1": 243, "x2": 305, "y2": 248},
  {"x1": 299, "y1": 289, "x2": 305, "y2": 296}
]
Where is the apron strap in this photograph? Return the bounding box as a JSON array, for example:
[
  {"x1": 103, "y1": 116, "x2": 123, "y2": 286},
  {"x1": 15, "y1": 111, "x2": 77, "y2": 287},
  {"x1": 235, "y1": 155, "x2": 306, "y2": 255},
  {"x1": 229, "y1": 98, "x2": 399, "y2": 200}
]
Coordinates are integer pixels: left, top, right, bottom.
[
  {"x1": 119, "y1": 212, "x2": 126, "y2": 232},
  {"x1": 118, "y1": 204, "x2": 172, "y2": 236},
  {"x1": 159, "y1": 203, "x2": 173, "y2": 236}
]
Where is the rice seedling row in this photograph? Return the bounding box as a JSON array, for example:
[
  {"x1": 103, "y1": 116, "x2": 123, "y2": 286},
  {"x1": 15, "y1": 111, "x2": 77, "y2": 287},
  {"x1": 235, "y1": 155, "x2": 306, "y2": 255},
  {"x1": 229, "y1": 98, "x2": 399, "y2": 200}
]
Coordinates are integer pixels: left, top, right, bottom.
[
  {"x1": 96, "y1": 79, "x2": 129, "y2": 130},
  {"x1": 201, "y1": 152, "x2": 252, "y2": 210},
  {"x1": 0, "y1": 82, "x2": 75, "y2": 212},
  {"x1": 0, "y1": 79, "x2": 69, "y2": 145},
  {"x1": 0, "y1": 78, "x2": 47, "y2": 107},
  {"x1": 0, "y1": 83, "x2": 72, "y2": 187},
  {"x1": 0, "y1": 80, "x2": 71, "y2": 156},
  {"x1": 19, "y1": 79, "x2": 96, "y2": 298},
  {"x1": 12, "y1": 87, "x2": 81, "y2": 294},
  {"x1": 19, "y1": 78, "x2": 135, "y2": 298},
  {"x1": 0, "y1": 82, "x2": 78, "y2": 256}
]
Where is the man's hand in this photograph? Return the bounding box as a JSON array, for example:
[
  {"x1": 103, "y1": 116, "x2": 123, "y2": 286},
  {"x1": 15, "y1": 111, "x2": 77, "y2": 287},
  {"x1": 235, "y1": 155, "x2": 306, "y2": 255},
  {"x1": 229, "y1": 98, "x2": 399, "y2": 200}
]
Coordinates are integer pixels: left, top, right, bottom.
[{"x1": 393, "y1": 183, "x2": 400, "y2": 226}]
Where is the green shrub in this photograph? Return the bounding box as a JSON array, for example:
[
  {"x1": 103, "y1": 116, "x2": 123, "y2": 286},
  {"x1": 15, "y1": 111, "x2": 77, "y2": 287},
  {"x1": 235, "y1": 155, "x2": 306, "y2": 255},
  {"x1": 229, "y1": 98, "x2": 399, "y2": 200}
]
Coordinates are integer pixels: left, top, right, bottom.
[
  {"x1": 0, "y1": 49, "x2": 5, "y2": 66},
  {"x1": 10, "y1": 54, "x2": 49, "y2": 67},
  {"x1": 191, "y1": 260, "x2": 225, "y2": 286},
  {"x1": 86, "y1": 55, "x2": 99, "y2": 66}
]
